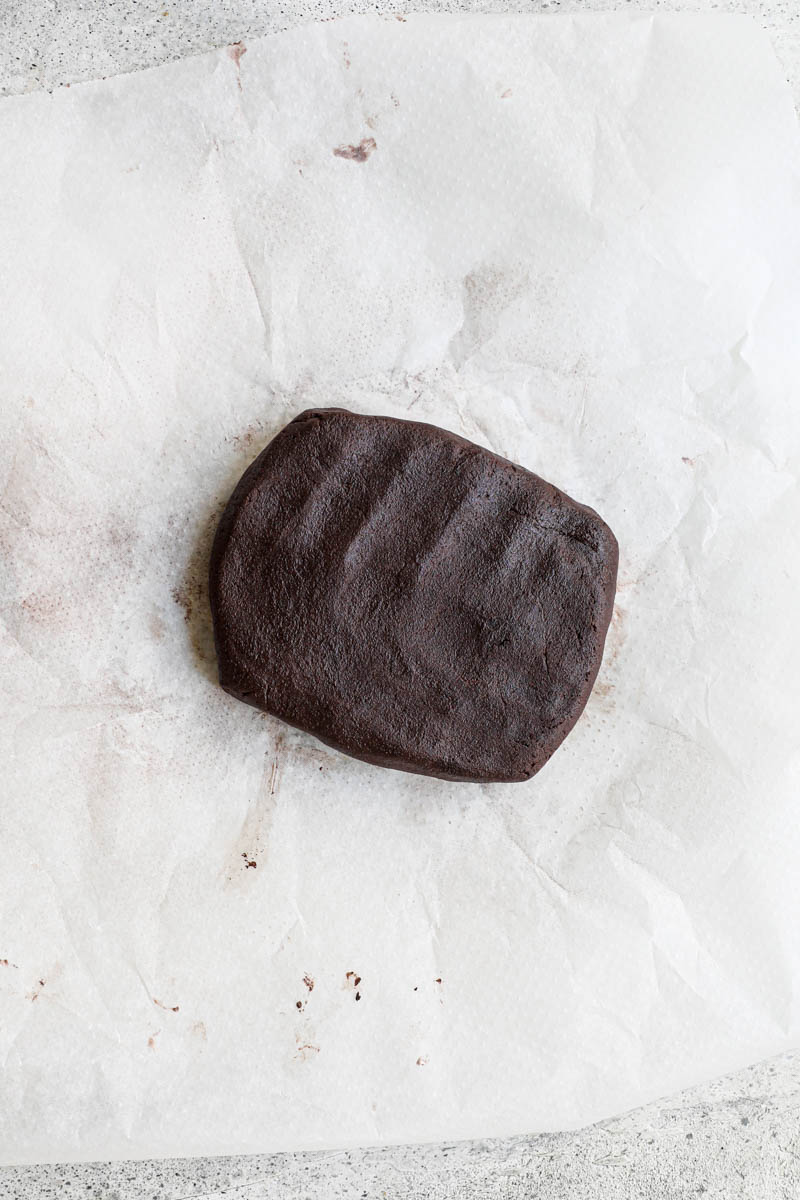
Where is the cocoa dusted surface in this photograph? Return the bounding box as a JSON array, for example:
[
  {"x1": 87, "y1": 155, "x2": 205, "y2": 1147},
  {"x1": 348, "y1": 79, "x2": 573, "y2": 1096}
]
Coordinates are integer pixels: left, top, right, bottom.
[{"x1": 209, "y1": 408, "x2": 618, "y2": 782}]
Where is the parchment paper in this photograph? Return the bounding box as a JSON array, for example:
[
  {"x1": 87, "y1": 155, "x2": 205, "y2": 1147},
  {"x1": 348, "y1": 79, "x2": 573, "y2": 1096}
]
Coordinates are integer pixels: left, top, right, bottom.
[{"x1": 1, "y1": 12, "x2": 799, "y2": 1165}]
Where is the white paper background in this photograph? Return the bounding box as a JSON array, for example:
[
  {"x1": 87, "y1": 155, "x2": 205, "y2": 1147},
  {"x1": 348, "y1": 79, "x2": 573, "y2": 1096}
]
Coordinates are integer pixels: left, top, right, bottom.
[{"x1": 1, "y1": 12, "x2": 799, "y2": 1165}]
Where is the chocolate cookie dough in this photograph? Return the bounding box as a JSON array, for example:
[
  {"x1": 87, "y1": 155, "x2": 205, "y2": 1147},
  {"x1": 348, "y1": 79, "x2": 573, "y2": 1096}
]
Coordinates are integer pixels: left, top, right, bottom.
[{"x1": 209, "y1": 408, "x2": 618, "y2": 783}]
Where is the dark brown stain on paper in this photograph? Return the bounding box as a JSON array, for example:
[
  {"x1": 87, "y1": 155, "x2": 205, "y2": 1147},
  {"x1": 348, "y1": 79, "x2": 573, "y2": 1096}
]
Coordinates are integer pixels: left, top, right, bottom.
[
  {"x1": 228, "y1": 42, "x2": 247, "y2": 91},
  {"x1": 153, "y1": 998, "x2": 180, "y2": 1013},
  {"x1": 228, "y1": 42, "x2": 247, "y2": 67},
  {"x1": 172, "y1": 581, "x2": 202, "y2": 624},
  {"x1": 333, "y1": 137, "x2": 377, "y2": 163},
  {"x1": 294, "y1": 1040, "x2": 320, "y2": 1061}
]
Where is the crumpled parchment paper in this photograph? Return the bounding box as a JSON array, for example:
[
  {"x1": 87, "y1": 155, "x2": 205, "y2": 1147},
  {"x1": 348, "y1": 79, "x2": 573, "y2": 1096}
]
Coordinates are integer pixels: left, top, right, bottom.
[{"x1": 1, "y1": 11, "x2": 799, "y2": 1166}]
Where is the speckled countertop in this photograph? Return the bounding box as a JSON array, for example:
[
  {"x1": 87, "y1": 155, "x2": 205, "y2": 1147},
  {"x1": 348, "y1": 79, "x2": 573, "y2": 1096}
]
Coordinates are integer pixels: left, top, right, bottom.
[
  {"x1": 2, "y1": 0, "x2": 800, "y2": 108},
  {"x1": 1, "y1": 2, "x2": 799, "y2": 1196},
  {"x1": 0, "y1": 1053, "x2": 798, "y2": 1197}
]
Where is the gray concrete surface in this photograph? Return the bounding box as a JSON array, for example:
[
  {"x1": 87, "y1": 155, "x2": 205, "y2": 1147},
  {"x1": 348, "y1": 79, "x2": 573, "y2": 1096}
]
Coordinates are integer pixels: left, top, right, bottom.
[
  {"x1": 1, "y1": 0, "x2": 800, "y2": 107},
  {"x1": 1, "y1": 1, "x2": 799, "y2": 1195},
  {"x1": 0, "y1": 1052, "x2": 798, "y2": 1197}
]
